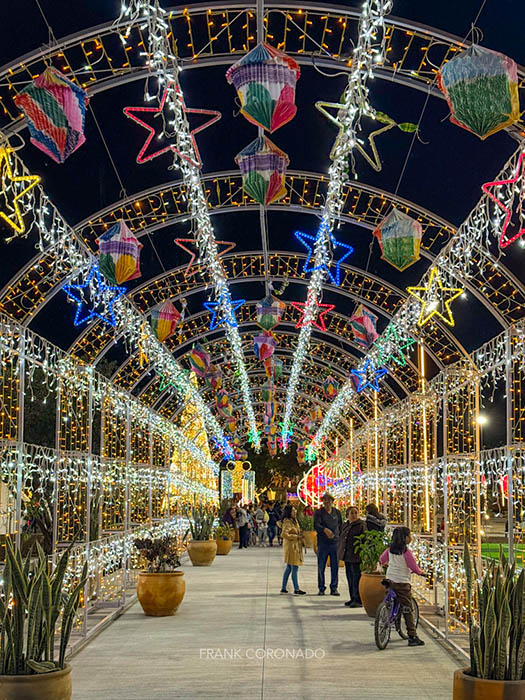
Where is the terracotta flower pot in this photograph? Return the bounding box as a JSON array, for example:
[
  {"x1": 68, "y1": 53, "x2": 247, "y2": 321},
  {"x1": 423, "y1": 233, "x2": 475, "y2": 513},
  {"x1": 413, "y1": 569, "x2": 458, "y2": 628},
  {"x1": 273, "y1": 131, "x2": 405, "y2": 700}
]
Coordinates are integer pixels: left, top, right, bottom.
[
  {"x1": 302, "y1": 531, "x2": 317, "y2": 549},
  {"x1": 359, "y1": 571, "x2": 386, "y2": 617},
  {"x1": 453, "y1": 668, "x2": 525, "y2": 699},
  {"x1": 215, "y1": 538, "x2": 233, "y2": 555},
  {"x1": 136, "y1": 571, "x2": 186, "y2": 616},
  {"x1": 0, "y1": 664, "x2": 72, "y2": 700},
  {"x1": 187, "y1": 539, "x2": 217, "y2": 566}
]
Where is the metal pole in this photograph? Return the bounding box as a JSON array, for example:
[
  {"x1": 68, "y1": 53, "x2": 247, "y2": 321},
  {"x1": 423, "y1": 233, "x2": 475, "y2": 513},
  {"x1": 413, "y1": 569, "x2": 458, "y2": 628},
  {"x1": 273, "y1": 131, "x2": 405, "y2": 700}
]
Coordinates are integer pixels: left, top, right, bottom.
[
  {"x1": 383, "y1": 424, "x2": 388, "y2": 519},
  {"x1": 15, "y1": 331, "x2": 25, "y2": 549},
  {"x1": 505, "y1": 328, "x2": 514, "y2": 564},
  {"x1": 474, "y1": 380, "x2": 482, "y2": 564},
  {"x1": 408, "y1": 404, "x2": 413, "y2": 529},
  {"x1": 442, "y1": 393, "x2": 449, "y2": 640},
  {"x1": 83, "y1": 370, "x2": 93, "y2": 635},
  {"x1": 403, "y1": 417, "x2": 408, "y2": 525},
  {"x1": 52, "y1": 377, "x2": 61, "y2": 566}
]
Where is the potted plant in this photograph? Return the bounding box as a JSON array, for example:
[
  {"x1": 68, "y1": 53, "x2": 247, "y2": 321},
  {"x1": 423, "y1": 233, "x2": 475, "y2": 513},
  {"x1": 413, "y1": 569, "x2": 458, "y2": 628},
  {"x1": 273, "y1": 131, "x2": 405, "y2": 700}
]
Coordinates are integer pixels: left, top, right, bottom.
[
  {"x1": 297, "y1": 513, "x2": 316, "y2": 550},
  {"x1": 214, "y1": 524, "x2": 234, "y2": 555},
  {"x1": 453, "y1": 544, "x2": 525, "y2": 699},
  {"x1": 0, "y1": 538, "x2": 87, "y2": 700},
  {"x1": 354, "y1": 530, "x2": 389, "y2": 617},
  {"x1": 185, "y1": 506, "x2": 217, "y2": 566},
  {"x1": 134, "y1": 535, "x2": 185, "y2": 617}
]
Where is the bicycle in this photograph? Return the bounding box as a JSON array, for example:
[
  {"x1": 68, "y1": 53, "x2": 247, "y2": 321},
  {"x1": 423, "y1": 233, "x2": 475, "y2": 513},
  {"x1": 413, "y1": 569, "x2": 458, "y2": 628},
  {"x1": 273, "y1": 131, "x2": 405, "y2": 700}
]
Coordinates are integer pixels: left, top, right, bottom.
[{"x1": 374, "y1": 579, "x2": 419, "y2": 650}]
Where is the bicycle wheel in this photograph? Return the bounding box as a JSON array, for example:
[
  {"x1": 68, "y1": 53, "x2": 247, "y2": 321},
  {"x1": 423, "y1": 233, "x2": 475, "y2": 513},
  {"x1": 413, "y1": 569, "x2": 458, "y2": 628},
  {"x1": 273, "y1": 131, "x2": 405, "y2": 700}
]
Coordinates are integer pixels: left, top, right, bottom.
[
  {"x1": 374, "y1": 601, "x2": 391, "y2": 650},
  {"x1": 396, "y1": 598, "x2": 420, "y2": 639}
]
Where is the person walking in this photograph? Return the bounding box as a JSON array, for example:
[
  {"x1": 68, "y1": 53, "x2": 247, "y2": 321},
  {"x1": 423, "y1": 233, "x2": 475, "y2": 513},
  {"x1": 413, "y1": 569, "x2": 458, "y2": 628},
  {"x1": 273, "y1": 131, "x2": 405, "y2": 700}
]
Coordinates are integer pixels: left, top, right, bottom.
[
  {"x1": 314, "y1": 492, "x2": 342, "y2": 596},
  {"x1": 379, "y1": 526, "x2": 426, "y2": 647},
  {"x1": 236, "y1": 505, "x2": 250, "y2": 549},
  {"x1": 255, "y1": 503, "x2": 267, "y2": 546},
  {"x1": 337, "y1": 506, "x2": 366, "y2": 607},
  {"x1": 267, "y1": 502, "x2": 279, "y2": 546},
  {"x1": 280, "y1": 504, "x2": 306, "y2": 595},
  {"x1": 365, "y1": 503, "x2": 387, "y2": 532}
]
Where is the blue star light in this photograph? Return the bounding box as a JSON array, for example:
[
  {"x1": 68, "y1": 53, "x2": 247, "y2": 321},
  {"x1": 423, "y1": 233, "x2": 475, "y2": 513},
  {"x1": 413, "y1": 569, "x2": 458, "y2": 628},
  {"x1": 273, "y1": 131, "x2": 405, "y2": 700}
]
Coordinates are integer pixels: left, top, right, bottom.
[
  {"x1": 203, "y1": 294, "x2": 245, "y2": 330},
  {"x1": 63, "y1": 263, "x2": 126, "y2": 327},
  {"x1": 350, "y1": 358, "x2": 388, "y2": 393},
  {"x1": 213, "y1": 435, "x2": 234, "y2": 459},
  {"x1": 295, "y1": 224, "x2": 353, "y2": 287}
]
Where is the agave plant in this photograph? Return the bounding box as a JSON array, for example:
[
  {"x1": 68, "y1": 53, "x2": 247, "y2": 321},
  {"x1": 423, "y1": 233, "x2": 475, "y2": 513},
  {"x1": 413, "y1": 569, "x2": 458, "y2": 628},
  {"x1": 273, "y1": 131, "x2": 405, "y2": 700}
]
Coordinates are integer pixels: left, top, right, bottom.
[
  {"x1": 184, "y1": 506, "x2": 216, "y2": 541},
  {"x1": 464, "y1": 542, "x2": 525, "y2": 680},
  {"x1": 214, "y1": 524, "x2": 234, "y2": 540},
  {"x1": 0, "y1": 538, "x2": 87, "y2": 675}
]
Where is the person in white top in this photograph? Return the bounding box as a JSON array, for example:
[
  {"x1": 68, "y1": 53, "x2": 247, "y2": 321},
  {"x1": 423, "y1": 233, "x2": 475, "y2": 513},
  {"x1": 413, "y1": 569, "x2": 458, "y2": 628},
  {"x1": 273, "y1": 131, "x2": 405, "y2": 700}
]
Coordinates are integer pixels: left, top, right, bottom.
[{"x1": 379, "y1": 526, "x2": 426, "y2": 647}]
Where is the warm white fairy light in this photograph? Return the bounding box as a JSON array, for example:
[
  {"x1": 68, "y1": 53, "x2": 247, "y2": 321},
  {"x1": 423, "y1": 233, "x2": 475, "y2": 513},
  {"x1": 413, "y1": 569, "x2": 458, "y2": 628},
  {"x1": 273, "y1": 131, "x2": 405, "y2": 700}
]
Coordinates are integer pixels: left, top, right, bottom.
[
  {"x1": 281, "y1": 0, "x2": 393, "y2": 446},
  {"x1": 116, "y1": 0, "x2": 260, "y2": 449}
]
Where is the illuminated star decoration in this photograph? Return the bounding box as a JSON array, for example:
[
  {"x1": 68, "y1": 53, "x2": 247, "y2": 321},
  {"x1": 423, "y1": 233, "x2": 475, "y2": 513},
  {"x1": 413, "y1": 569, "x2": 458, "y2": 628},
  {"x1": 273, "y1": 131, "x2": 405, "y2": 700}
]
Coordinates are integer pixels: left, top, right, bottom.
[
  {"x1": 158, "y1": 374, "x2": 176, "y2": 392},
  {"x1": 63, "y1": 263, "x2": 126, "y2": 327},
  {"x1": 295, "y1": 226, "x2": 353, "y2": 286},
  {"x1": 124, "y1": 85, "x2": 221, "y2": 168},
  {"x1": 204, "y1": 294, "x2": 245, "y2": 331},
  {"x1": 482, "y1": 151, "x2": 525, "y2": 249},
  {"x1": 0, "y1": 146, "x2": 40, "y2": 238},
  {"x1": 213, "y1": 435, "x2": 234, "y2": 460},
  {"x1": 350, "y1": 359, "x2": 388, "y2": 393},
  {"x1": 290, "y1": 299, "x2": 335, "y2": 332},
  {"x1": 407, "y1": 267, "x2": 463, "y2": 328},
  {"x1": 373, "y1": 323, "x2": 415, "y2": 367},
  {"x1": 174, "y1": 238, "x2": 236, "y2": 278}
]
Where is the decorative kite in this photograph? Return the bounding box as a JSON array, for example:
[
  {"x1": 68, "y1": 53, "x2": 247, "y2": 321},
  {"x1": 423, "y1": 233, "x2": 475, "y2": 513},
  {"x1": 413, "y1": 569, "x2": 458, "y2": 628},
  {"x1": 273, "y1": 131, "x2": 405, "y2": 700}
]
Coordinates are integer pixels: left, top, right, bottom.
[
  {"x1": 437, "y1": 45, "x2": 520, "y2": 140},
  {"x1": 205, "y1": 364, "x2": 223, "y2": 391},
  {"x1": 253, "y1": 332, "x2": 277, "y2": 362},
  {"x1": 216, "y1": 389, "x2": 233, "y2": 418},
  {"x1": 268, "y1": 437, "x2": 277, "y2": 457},
  {"x1": 15, "y1": 67, "x2": 89, "y2": 163},
  {"x1": 225, "y1": 417, "x2": 237, "y2": 434},
  {"x1": 349, "y1": 304, "x2": 379, "y2": 348},
  {"x1": 97, "y1": 221, "x2": 142, "y2": 285},
  {"x1": 261, "y1": 381, "x2": 272, "y2": 403},
  {"x1": 235, "y1": 136, "x2": 289, "y2": 206},
  {"x1": 302, "y1": 416, "x2": 316, "y2": 436},
  {"x1": 187, "y1": 343, "x2": 211, "y2": 377},
  {"x1": 226, "y1": 43, "x2": 300, "y2": 132},
  {"x1": 256, "y1": 293, "x2": 286, "y2": 331},
  {"x1": 324, "y1": 376, "x2": 339, "y2": 400},
  {"x1": 310, "y1": 405, "x2": 323, "y2": 422},
  {"x1": 150, "y1": 300, "x2": 181, "y2": 342},
  {"x1": 373, "y1": 208, "x2": 422, "y2": 272},
  {"x1": 264, "y1": 356, "x2": 283, "y2": 380},
  {"x1": 296, "y1": 441, "x2": 305, "y2": 465}
]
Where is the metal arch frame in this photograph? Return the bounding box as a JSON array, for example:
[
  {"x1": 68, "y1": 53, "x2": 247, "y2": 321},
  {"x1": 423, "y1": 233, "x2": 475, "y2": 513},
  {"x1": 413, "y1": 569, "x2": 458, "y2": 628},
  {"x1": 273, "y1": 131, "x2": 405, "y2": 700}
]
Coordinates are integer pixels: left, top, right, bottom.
[{"x1": 1, "y1": 1, "x2": 525, "y2": 139}]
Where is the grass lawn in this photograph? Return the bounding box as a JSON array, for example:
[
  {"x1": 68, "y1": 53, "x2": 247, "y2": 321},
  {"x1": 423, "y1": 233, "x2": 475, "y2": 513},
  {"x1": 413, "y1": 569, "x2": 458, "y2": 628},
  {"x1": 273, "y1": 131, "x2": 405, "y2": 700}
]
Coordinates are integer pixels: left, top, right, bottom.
[{"x1": 481, "y1": 542, "x2": 525, "y2": 562}]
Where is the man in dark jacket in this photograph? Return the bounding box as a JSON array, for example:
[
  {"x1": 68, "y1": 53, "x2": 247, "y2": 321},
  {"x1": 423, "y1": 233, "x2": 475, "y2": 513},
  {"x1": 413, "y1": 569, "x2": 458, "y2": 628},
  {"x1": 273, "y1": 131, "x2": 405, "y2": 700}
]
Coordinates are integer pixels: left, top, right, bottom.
[
  {"x1": 267, "y1": 502, "x2": 279, "y2": 546},
  {"x1": 314, "y1": 493, "x2": 343, "y2": 595},
  {"x1": 338, "y1": 506, "x2": 366, "y2": 607}
]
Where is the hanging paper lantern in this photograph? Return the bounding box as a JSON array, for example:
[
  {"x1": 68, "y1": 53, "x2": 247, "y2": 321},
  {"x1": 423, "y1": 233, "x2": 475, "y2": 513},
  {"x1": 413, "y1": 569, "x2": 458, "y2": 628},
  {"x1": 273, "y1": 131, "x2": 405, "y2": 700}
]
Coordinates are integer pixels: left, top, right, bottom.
[
  {"x1": 187, "y1": 343, "x2": 211, "y2": 377},
  {"x1": 265, "y1": 398, "x2": 276, "y2": 423},
  {"x1": 253, "y1": 332, "x2": 277, "y2": 362},
  {"x1": 14, "y1": 67, "x2": 89, "y2": 163},
  {"x1": 437, "y1": 45, "x2": 520, "y2": 140},
  {"x1": 216, "y1": 389, "x2": 233, "y2": 418},
  {"x1": 373, "y1": 209, "x2": 422, "y2": 272},
  {"x1": 310, "y1": 405, "x2": 323, "y2": 422},
  {"x1": 261, "y1": 381, "x2": 273, "y2": 403},
  {"x1": 268, "y1": 437, "x2": 277, "y2": 457},
  {"x1": 302, "y1": 416, "x2": 316, "y2": 436},
  {"x1": 97, "y1": 221, "x2": 142, "y2": 285},
  {"x1": 235, "y1": 136, "x2": 289, "y2": 206},
  {"x1": 297, "y1": 441, "x2": 305, "y2": 465},
  {"x1": 225, "y1": 417, "x2": 237, "y2": 434},
  {"x1": 273, "y1": 357, "x2": 283, "y2": 380},
  {"x1": 323, "y1": 375, "x2": 339, "y2": 400},
  {"x1": 205, "y1": 364, "x2": 223, "y2": 391},
  {"x1": 226, "y1": 43, "x2": 300, "y2": 132},
  {"x1": 151, "y1": 301, "x2": 181, "y2": 342},
  {"x1": 256, "y1": 293, "x2": 286, "y2": 331},
  {"x1": 349, "y1": 304, "x2": 379, "y2": 348}
]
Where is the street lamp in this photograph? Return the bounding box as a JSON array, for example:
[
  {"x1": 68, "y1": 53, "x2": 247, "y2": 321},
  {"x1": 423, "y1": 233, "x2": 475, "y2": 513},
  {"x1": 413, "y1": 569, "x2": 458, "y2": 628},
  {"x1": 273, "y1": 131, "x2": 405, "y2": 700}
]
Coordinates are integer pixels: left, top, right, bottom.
[{"x1": 477, "y1": 414, "x2": 488, "y2": 450}]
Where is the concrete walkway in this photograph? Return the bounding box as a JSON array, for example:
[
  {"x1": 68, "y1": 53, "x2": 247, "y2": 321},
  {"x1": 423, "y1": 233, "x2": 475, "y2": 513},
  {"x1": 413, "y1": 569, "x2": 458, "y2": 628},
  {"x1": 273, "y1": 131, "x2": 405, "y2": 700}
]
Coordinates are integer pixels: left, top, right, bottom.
[{"x1": 71, "y1": 546, "x2": 457, "y2": 699}]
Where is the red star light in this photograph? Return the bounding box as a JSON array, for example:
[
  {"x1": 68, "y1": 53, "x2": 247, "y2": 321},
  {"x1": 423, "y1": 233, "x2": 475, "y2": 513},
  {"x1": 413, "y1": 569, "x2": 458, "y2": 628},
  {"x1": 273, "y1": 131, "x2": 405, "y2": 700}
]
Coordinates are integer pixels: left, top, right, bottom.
[
  {"x1": 124, "y1": 85, "x2": 221, "y2": 168},
  {"x1": 174, "y1": 238, "x2": 236, "y2": 277},
  {"x1": 291, "y1": 300, "x2": 335, "y2": 331},
  {"x1": 482, "y1": 152, "x2": 525, "y2": 249}
]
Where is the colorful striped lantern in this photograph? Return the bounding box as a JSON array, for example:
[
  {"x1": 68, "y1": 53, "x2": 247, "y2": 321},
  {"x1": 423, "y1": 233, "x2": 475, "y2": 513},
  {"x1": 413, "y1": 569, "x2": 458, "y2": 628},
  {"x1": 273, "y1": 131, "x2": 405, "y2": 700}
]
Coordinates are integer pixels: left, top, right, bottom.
[
  {"x1": 235, "y1": 136, "x2": 289, "y2": 206},
  {"x1": 310, "y1": 405, "x2": 323, "y2": 422},
  {"x1": 205, "y1": 364, "x2": 223, "y2": 391},
  {"x1": 187, "y1": 343, "x2": 211, "y2": 377},
  {"x1": 373, "y1": 209, "x2": 422, "y2": 272},
  {"x1": 438, "y1": 45, "x2": 520, "y2": 140},
  {"x1": 226, "y1": 43, "x2": 300, "y2": 132},
  {"x1": 15, "y1": 67, "x2": 89, "y2": 163},
  {"x1": 268, "y1": 437, "x2": 277, "y2": 457},
  {"x1": 256, "y1": 293, "x2": 286, "y2": 331},
  {"x1": 349, "y1": 304, "x2": 379, "y2": 348},
  {"x1": 261, "y1": 381, "x2": 272, "y2": 403},
  {"x1": 253, "y1": 332, "x2": 277, "y2": 362},
  {"x1": 216, "y1": 389, "x2": 233, "y2": 418},
  {"x1": 302, "y1": 416, "x2": 316, "y2": 436},
  {"x1": 296, "y1": 441, "x2": 305, "y2": 465},
  {"x1": 323, "y1": 375, "x2": 339, "y2": 400},
  {"x1": 151, "y1": 301, "x2": 181, "y2": 343},
  {"x1": 225, "y1": 417, "x2": 237, "y2": 434},
  {"x1": 97, "y1": 221, "x2": 142, "y2": 285}
]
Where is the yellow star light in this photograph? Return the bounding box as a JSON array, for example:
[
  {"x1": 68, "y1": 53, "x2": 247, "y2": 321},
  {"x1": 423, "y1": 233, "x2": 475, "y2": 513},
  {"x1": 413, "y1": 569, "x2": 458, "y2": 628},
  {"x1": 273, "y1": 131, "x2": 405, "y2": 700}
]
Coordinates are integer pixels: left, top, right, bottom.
[
  {"x1": 407, "y1": 267, "x2": 463, "y2": 327},
  {"x1": 0, "y1": 147, "x2": 40, "y2": 236}
]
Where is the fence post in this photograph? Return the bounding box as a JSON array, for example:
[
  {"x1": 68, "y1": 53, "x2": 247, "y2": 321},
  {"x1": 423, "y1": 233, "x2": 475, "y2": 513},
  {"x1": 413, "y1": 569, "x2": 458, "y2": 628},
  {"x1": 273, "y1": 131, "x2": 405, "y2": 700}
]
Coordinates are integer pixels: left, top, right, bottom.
[
  {"x1": 15, "y1": 331, "x2": 25, "y2": 549},
  {"x1": 505, "y1": 328, "x2": 514, "y2": 564}
]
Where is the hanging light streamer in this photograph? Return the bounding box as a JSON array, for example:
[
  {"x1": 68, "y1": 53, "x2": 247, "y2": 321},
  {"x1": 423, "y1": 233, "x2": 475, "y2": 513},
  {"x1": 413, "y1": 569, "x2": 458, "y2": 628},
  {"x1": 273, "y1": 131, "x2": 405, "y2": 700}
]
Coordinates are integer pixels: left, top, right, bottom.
[
  {"x1": 117, "y1": 0, "x2": 260, "y2": 449},
  {"x1": 280, "y1": 0, "x2": 393, "y2": 447}
]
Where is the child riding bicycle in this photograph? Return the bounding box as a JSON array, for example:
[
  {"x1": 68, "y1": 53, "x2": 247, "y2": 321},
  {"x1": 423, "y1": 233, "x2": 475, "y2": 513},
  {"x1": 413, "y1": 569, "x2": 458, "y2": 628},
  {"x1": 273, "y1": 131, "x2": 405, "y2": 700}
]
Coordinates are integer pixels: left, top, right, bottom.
[{"x1": 379, "y1": 526, "x2": 426, "y2": 647}]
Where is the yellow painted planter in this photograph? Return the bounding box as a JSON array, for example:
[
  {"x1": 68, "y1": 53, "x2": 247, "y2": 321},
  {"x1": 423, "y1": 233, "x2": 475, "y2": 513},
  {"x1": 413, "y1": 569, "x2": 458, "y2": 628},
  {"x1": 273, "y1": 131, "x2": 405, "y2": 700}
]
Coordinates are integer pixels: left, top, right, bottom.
[
  {"x1": 137, "y1": 571, "x2": 186, "y2": 616},
  {"x1": 359, "y1": 572, "x2": 386, "y2": 617},
  {"x1": 215, "y1": 538, "x2": 233, "y2": 555},
  {"x1": 453, "y1": 669, "x2": 525, "y2": 700},
  {"x1": 302, "y1": 531, "x2": 317, "y2": 549},
  {"x1": 187, "y1": 539, "x2": 217, "y2": 566},
  {"x1": 0, "y1": 664, "x2": 72, "y2": 700}
]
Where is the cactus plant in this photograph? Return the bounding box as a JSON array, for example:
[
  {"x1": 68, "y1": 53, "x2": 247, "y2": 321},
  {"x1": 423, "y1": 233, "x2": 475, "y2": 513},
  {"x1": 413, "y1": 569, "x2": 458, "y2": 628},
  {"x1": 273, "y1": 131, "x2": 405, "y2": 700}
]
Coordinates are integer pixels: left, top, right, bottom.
[
  {"x1": 0, "y1": 538, "x2": 87, "y2": 675},
  {"x1": 184, "y1": 506, "x2": 216, "y2": 541},
  {"x1": 464, "y1": 542, "x2": 525, "y2": 680}
]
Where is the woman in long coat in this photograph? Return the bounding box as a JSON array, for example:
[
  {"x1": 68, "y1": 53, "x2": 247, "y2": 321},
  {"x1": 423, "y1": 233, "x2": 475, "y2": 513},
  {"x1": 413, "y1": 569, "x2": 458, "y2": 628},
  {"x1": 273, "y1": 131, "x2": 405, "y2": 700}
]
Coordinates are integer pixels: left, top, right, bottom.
[{"x1": 280, "y1": 504, "x2": 306, "y2": 595}]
